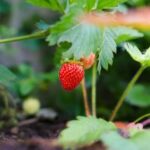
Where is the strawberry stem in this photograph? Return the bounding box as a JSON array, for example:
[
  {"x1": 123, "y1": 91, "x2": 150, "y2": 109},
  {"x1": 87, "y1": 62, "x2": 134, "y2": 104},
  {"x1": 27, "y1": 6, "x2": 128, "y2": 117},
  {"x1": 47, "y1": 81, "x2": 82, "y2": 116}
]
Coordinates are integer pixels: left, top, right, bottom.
[
  {"x1": 109, "y1": 66, "x2": 145, "y2": 121},
  {"x1": 81, "y1": 77, "x2": 91, "y2": 117},
  {"x1": 134, "y1": 113, "x2": 150, "y2": 123},
  {"x1": 0, "y1": 30, "x2": 49, "y2": 44},
  {"x1": 91, "y1": 63, "x2": 97, "y2": 117}
]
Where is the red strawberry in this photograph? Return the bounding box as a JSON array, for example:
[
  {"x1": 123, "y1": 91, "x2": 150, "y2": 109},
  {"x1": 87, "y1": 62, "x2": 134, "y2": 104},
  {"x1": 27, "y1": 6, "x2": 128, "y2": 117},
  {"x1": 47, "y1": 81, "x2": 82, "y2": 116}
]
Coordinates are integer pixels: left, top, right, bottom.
[
  {"x1": 80, "y1": 53, "x2": 96, "y2": 69},
  {"x1": 59, "y1": 62, "x2": 84, "y2": 91}
]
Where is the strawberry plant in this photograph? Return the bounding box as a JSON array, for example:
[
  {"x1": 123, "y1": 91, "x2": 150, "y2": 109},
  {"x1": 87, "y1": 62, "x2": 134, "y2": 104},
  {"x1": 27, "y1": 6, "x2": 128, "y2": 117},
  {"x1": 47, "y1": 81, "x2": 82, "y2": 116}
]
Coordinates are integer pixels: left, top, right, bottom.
[{"x1": 0, "y1": 0, "x2": 150, "y2": 149}]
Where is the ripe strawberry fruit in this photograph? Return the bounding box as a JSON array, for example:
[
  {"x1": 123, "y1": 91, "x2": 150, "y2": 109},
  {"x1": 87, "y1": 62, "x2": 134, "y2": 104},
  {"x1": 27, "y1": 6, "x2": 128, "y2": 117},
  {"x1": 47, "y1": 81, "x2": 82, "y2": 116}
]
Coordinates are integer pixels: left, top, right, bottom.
[
  {"x1": 59, "y1": 62, "x2": 84, "y2": 91},
  {"x1": 80, "y1": 52, "x2": 95, "y2": 69}
]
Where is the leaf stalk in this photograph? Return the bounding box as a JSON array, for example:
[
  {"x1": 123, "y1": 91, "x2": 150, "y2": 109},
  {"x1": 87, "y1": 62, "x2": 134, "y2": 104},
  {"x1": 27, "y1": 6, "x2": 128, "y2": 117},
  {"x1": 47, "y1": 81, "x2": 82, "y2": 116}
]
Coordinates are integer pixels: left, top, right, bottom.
[
  {"x1": 110, "y1": 66, "x2": 145, "y2": 121},
  {"x1": 81, "y1": 77, "x2": 91, "y2": 117},
  {"x1": 92, "y1": 63, "x2": 97, "y2": 117},
  {"x1": 0, "y1": 30, "x2": 49, "y2": 44},
  {"x1": 134, "y1": 113, "x2": 150, "y2": 123}
]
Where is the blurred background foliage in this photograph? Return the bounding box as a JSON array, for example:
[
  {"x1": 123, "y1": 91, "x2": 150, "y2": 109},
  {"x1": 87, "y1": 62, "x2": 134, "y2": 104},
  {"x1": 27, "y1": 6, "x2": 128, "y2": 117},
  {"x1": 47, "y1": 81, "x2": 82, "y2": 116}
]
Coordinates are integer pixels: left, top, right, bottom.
[{"x1": 0, "y1": 0, "x2": 150, "y2": 123}]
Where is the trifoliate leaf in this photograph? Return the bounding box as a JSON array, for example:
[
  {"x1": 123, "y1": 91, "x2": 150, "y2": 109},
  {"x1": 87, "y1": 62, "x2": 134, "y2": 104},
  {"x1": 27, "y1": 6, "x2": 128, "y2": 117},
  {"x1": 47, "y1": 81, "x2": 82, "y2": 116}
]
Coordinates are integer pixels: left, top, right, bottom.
[
  {"x1": 125, "y1": 43, "x2": 150, "y2": 67},
  {"x1": 0, "y1": 65, "x2": 16, "y2": 86},
  {"x1": 59, "y1": 116, "x2": 116, "y2": 148},
  {"x1": 101, "y1": 130, "x2": 150, "y2": 150},
  {"x1": 47, "y1": 9, "x2": 142, "y2": 73},
  {"x1": 126, "y1": 84, "x2": 150, "y2": 107}
]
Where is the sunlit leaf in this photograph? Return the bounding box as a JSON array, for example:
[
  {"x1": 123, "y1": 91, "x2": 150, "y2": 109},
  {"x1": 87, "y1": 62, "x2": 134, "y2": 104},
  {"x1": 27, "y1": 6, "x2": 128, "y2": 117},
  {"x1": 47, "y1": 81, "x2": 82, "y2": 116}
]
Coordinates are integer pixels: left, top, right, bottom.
[
  {"x1": 101, "y1": 130, "x2": 150, "y2": 150},
  {"x1": 101, "y1": 131, "x2": 137, "y2": 150},
  {"x1": 124, "y1": 43, "x2": 150, "y2": 67},
  {"x1": 59, "y1": 116, "x2": 116, "y2": 148}
]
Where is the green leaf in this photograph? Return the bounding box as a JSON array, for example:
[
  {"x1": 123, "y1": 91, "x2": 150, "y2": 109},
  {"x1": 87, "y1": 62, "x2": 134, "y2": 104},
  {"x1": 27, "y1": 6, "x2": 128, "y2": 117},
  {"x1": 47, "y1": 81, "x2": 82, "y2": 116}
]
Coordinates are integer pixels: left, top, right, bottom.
[
  {"x1": 84, "y1": 0, "x2": 98, "y2": 10},
  {"x1": 98, "y1": 28, "x2": 117, "y2": 72},
  {"x1": 27, "y1": 0, "x2": 68, "y2": 12},
  {"x1": 65, "y1": 0, "x2": 127, "y2": 11},
  {"x1": 69, "y1": 0, "x2": 98, "y2": 11},
  {"x1": 101, "y1": 130, "x2": 150, "y2": 150},
  {"x1": 59, "y1": 23, "x2": 102, "y2": 59},
  {"x1": 101, "y1": 131, "x2": 137, "y2": 150},
  {"x1": 112, "y1": 27, "x2": 143, "y2": 44},
  {"x1": 0, "y1": 65, "x2": 16, "y2": 86},
  {"x1": 59, "y1": 116, "x2": 116, "y2": 148},
  {"x1": 98, "y1": 27, "x2": 142, "y2": 72},
  {"x1": 18, "y1": 79, "x2": 36, "y2": 96},
  {"x1": 124, "y1": 43, "x2": 144, "y2": 63},
  {"x1": 47, "y1": 9, "x2": 142, "y2": 72},
  {"x1": 131, "y1": 130, "x2": 150, "y2": 150},
  {"x1": 144, "y1": 47, "x2": 150, "y2": 66},
  {"x1": 46, "y1": 9, "x2": 78, "y2": 45},
  {"x1": 41, "y1": 70, "x2": 58, "y2": 84},
  {"x1": 97, "y1": 0, "x2": 127, "y2": 9},
  {"x1": 126, "y1": 84, "x2": 150, "y2": 107},
  {"x1": 125, "y1": 43, "x2": 150, "y2": 67}
]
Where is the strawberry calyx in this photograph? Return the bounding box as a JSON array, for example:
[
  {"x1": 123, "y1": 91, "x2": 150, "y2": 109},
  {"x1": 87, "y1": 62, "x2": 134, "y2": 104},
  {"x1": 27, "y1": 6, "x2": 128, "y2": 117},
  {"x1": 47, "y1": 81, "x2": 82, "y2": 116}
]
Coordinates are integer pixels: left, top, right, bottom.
[
  {"x1": 80, "y1": 52, "x2": 96, "y2": 69},
  {"x1": 61, "y1": 59, "x2": 84, "y2": 66}
]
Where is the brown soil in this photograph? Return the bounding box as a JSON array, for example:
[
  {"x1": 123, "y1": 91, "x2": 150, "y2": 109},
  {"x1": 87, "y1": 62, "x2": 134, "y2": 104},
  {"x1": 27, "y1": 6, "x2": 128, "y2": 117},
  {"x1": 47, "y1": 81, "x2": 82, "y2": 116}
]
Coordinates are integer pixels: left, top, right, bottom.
[{"x1": 0, "y1": 119, "x2": 105, "y2": 150}]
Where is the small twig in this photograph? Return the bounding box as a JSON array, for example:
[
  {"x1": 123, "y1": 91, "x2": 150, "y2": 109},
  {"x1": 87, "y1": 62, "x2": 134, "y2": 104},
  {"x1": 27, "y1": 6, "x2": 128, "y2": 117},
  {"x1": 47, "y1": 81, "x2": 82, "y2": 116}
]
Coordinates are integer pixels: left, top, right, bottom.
[
  {"x1": 81, "y1": 77, "x2": 91, "y2": 117},
  {"x1": 11, "y1": 118, "x2": 38, "y2": 133},
  {"x1": 110, "y1": 66, "x2": 145, "y2": 121},
  {"x1": 0, "y1": 29, "x2": 49, "y2": 44},
  {"x1": 91, "y1": 63, "x2": 97, "y2": 117},
  {"x1": 17, "y1": 118, "x2": 38, "y2": 127},
  {"x1": 25, "y1": 138, "x2": 59, "y2": 148}
]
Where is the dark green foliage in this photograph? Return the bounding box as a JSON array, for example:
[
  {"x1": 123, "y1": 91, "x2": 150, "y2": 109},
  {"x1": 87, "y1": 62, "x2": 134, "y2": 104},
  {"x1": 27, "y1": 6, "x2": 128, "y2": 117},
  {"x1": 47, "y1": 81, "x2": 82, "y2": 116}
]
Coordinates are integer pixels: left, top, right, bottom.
[
  {"x1": 127, "y1": 84, "x2": 150, "y2": 107},
  {"x1": 0, "y1": 65, "x2": 16, "y2": 86}
]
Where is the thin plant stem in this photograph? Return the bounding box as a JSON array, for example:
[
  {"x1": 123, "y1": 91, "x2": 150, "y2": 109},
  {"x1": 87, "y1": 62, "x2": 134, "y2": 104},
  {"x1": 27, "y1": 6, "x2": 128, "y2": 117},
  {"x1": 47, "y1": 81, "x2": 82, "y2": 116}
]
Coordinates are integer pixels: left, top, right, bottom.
[
  {"x1": 0, "y1": 30, "x2": 49, "y2": 44},
  {"x1": 81, "y1": 77, "x2": 91, "y2": 117},
  {"x1": 1, "y1": 90, "x2": 10, "y2": 115},
  {"x1": 110, "y1": 66, "x2": 145, "y2": 121},
  {"x1": 134, "y1": 113, "x2": 150, "y2": 123},
  {"x1": 92, "y1": 63, "x2": 97, "y2": 117},
  {"x1": 0, "y1": 86, "x2": 9, "y2": 114}
]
